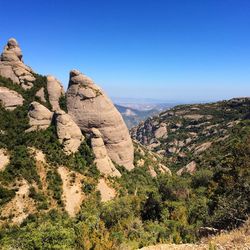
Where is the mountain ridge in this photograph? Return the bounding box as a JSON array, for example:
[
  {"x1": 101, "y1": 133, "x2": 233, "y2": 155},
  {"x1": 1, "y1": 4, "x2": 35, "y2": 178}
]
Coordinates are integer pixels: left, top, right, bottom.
[{"x1": 0, "y1": 38, "x2": 249, "y2": 250}]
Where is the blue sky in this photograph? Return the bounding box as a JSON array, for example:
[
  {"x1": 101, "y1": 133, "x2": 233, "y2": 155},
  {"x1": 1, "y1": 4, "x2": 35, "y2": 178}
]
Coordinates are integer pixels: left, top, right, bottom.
[{"x1": 1, "y1": 0, "x2": 250, "y2": 102}]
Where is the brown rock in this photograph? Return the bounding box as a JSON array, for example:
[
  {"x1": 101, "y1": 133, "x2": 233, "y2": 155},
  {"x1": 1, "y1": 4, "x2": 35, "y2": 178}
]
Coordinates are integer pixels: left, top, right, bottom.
[
  {"x1": 66, "y1": 70, "x2": 134, "y2": 170},
  {"x1": 148, "y1": 165, "x2": 157, "y2": 177},
  {"x1": 57, "y1": 166, "x2": 84, "y2": 217},
  {"x1": 158, "y1": 163, "x2": 172, "y2": 175},
  {"x1": 97, "y1": 178, "x2": 116, "y2": 202}
]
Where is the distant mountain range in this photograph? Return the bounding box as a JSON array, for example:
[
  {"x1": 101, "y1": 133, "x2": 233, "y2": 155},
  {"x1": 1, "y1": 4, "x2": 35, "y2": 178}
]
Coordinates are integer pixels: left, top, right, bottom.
[{"x1": 115, "y1": 103, "x2": 176, "y2": 128}]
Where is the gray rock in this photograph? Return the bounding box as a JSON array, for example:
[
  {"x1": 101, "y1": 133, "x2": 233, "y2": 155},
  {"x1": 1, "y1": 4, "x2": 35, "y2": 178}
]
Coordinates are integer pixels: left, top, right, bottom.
[
  {"x1": 47, "y1": 75, "x2": 65, "y2": 111},
  {"x1": 55, "y1": 110, "x2": 84, "y2": 154},
  {"x1": 27, "y1": 102, "x2": 53, "y2": 132},
  {"x1": 0, "y1": 38, "x2": 35, "y2": 89},
  {"x1": 66, "y1": 70, "x2": 134, "y2": 170},
  {"x1": 35, "y1": 87, "x2": 46, "y2": 103},
  {"x1": 0, "y1": 87, "x2": 24, "y2": 110},
  {"x1": 91, "y1": 128, "x2": 121, "y2": 177}
]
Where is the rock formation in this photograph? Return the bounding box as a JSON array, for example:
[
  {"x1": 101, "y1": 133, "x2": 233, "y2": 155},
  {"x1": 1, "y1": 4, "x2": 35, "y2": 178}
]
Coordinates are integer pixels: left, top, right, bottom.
[
  {"x1": 158, "y1": 163, "x2": 172, "y2": 175},
  {"x1": 55, "y1": 110, "x2": 84, "y2": 154},
  {"x1": 91, "y1": 128, "x2": 121, "y2": 177},
  {"x1": 66, "y1": 70, "x2": 134, "y2": 170},
  {"x1": 0, "y1": 38, "x2": 35, "y2": 89},
  {"x1": 27, "y1": 101, "x2": 53, "y2": 132},
  {"x1": 35, "y1": 87, "x2": 46, "y2": 103},
  {"x1": 0, "y1": 87, "x2": 24, "y2": 110},
  {"x1": 154, "y1": 123, "x2": 168, "y2": 139},
  {"x1": 46, "y1": 75, "x2": 65, "y2": 111},
  {"x1": 177, "y1": 161, "x2": 196, "y2": 176}
]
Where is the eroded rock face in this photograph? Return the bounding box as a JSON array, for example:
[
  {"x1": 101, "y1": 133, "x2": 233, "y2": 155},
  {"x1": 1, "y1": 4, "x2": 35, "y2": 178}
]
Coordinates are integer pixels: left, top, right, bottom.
[
  {"x1": 0, "y1": 87, "x2": 24, "y2": 110},
  {"x1": 91, "y1": 128, "x2": 121, "y2": 177},
  {"x1": 0, "y1": 38, "x2": 35, "y2": 89},
  {"x1": 57, "y1": 167, "x2": 84, "y2": 217},
  {"x1": 66, "y1": 70, "x2": 134, "y2": 170},
  {"x1": 97, "y1": 178, "x2": 116, "y2": 202},
  {"x1": 27, "y1": 102, "x2": 53, "y2": 132},
  {"x1": 47, "y1": 75, "x2": 65, "y2": 111},
  {"x1": 55, "y1": 110, "x2": 84, "y2": 154},
  {"x1": 0, "y1": 179, "x2": 36, "y2": 225}
]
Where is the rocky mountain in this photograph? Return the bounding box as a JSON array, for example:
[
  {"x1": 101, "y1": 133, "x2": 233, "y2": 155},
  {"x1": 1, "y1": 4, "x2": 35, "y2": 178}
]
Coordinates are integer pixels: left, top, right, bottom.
[
  {"x1": 131, "y1": 98, "x2": 250, "y2": 171},
  {"x1": 0, "y1": 39, "x2": 249, "y2": 250},
  {"x1": 0, "y1": 38, "x2": 169, "y2": 228}
]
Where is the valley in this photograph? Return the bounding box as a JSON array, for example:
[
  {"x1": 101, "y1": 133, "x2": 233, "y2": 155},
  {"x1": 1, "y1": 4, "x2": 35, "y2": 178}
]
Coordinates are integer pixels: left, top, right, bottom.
[{"x1": 0, "y1": 38, "x2": 249, "y2": 250}]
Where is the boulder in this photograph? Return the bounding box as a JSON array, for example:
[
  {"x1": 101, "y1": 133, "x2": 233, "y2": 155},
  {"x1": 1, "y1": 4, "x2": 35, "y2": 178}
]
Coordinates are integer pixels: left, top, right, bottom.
[
  {"x1": 46, "y1": 75, "x2": 65, "y2": 111},
  {"x1": 0, "y1": 38, "x2": 35, "y2": 89},
  {"x1": 27, "y1": 102, "x2": 53, "y2": 131},
  {"x1": 0, "y1": 87, "x2": 24, "y2": 110},
  {"x1": 55, "y1": 110, "x2": 84, "y2": 154},
  {"x1": 66, "y1": 70, "x2": 134, "y2": 170},
  {"x1": 91, "y1": 128, "x2": 121, "y2": 177}
]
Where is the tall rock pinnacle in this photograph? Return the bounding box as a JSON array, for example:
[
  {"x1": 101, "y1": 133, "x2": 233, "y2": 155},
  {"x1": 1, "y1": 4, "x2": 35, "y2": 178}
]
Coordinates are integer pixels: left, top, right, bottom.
[
  {"x1": 0, "y1": 38, "x2": 35, "y2": 89},
  {"x1": 66, "y1": 70, "x2": 134, "y2": 170}
]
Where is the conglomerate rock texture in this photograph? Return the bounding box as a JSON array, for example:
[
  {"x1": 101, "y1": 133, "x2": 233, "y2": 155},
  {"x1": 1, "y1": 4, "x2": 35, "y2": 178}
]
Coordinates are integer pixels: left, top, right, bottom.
[{"x1": 66, "y1": 69, "x2": 134, "y2": 170}]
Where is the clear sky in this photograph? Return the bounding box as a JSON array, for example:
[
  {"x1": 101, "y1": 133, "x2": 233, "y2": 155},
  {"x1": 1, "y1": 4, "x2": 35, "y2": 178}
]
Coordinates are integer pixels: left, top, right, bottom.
[{"x1": 1, "y1": 0, "x2": 250, "y2": 102}]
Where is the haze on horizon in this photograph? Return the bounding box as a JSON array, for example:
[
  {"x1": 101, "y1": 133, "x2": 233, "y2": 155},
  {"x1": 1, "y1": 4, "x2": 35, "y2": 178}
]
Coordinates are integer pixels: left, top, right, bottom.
[{"x1": 1, "y1": 0, "x2": 250, "y2": 103}]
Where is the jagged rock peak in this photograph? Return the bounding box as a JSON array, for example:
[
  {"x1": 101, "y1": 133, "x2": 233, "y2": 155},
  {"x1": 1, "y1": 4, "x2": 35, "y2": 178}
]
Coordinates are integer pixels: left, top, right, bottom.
[
  {"x1": 1, "y1": 38, "x2": 22, "y2": 62},
  {"x1": 0, "y1": 38, "x2": 35, "y2": 89},
  {"x1": 66, "y1": 69, "x2": 134, "y2": 170}
]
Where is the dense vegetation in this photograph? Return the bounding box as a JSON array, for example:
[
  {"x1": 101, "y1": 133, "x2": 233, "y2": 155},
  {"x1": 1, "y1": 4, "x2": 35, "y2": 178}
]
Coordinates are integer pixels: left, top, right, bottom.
[{"x1": 0, "y1": 75, "x2": 249, "y2": 249}]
